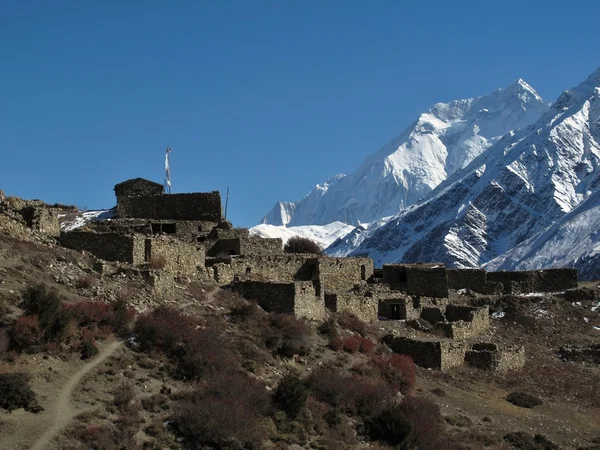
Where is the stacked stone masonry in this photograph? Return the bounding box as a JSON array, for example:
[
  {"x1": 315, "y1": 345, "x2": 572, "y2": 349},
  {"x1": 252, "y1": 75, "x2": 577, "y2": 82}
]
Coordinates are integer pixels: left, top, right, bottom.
[
  {"x1": 465, "y1": 343, "x2": 525, "y2": 372},
  {"x1": 383, "y1": 264, "x2": 449, "y2": 298}
]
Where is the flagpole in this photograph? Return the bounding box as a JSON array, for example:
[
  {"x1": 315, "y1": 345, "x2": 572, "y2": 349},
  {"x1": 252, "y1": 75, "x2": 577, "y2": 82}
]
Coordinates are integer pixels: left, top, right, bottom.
[{"x1": 164, "y1": 146, "x2": 172, "y2": 194}]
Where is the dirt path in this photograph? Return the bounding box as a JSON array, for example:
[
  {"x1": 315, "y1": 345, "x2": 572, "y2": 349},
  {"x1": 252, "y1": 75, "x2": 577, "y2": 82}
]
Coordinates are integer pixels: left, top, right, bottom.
[{"x1": 0, "y1": 339, "x2": 123, "y2": 450}]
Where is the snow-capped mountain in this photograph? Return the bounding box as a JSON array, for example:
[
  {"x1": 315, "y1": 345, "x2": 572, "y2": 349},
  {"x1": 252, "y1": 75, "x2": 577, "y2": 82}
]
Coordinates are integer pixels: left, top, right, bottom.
[
  {"x1": 485, "y1": 187, "x2": 600, "y2": 280},
  {"x1": 250, "y1": 221, "x2": 355, "y2": 249},
  {"x1": 346, "y1": 67, "x2": 600, "y2": 268},
  {"x1": 261, "y1": 80, "x2": 549, "y2": 227}
]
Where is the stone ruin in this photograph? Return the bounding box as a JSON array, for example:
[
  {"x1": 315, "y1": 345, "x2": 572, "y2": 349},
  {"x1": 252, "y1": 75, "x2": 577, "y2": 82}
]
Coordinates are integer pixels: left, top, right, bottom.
[
  {"x1": 0, "y1": 190, "x2": 71, "y2": 238},
  {"x1": 51, "y1": 176, "x2": 585, "y2": 373}
]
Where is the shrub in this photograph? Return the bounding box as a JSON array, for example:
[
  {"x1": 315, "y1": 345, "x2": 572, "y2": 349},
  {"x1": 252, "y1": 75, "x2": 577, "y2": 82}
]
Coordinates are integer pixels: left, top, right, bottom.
[
  {"x1": 283, "y1": 236, "x2": 324, "y2": 255},
  {"x1": 336, "y1": 312, "x2": 367, "y2": 336},
  {"x1": 273, "y1": 373, "x2": 310, "y2": 419},
  {"x1": 264, "y1": 313, "x2": 312, "y2": 357},
  {"x1": 342, "y1": 334, "x2": 374, "y2": 354},
  {"x1": 10, "y1": 315, "x2": 43, "y2": 352},
  {"x1": 318, "y1": 318, "x2": 338, "y2": 340},
  {"x1": 111, "y1": 298, "x2": 136, "y2": 334},
  {"x1": 0, "y1": 373, "x2": 41, "y2": 412},
  {"x1": 80, "y1": 328, "x2": 99, "y2": 360},
  {"x1": 371, "y1": 354, "x2": 416, "y2": 394},
  {"x1": 310, "y1": 368, "x2": 393, "y2": 417},
  {"x1": 0, "y1": 327, "x2": 9, "y2": 354},
  {"x1": 366, "y1": 396, "x2": 453, "y2": 449},
  {"x1": 113, "y1": 382, "x2": 136, "y2": 411},
  {"x1": 176, "y1": 326, "x2": 239, "y2": 379},
  {"x1": 20, "y1": 284, "x2": 61, "y2": 329},
  {"x1": 63, "y1": 300, "x2": 114, "y2": 327},
  {"x1": 75, "y1": 275, "x2": 97, "y2": 289},
  {"x1": 148, "y1": 255, "x2": 167, "y2": 269},
  {"x1": 328, "y1": 336, "x2": 343, "y2": 351},
  {"x1": 134, "y1": 306, "x2": 194, "y2": 356},
  {"x1": 506, "y1": 391, "x2": 543, "y2": 409},
  {"x1": 503, "y1": 432, "x2": 560, "y2": 450},
  {"x1": 176, "y1": 372, "x2": 271, "y2": 449}
]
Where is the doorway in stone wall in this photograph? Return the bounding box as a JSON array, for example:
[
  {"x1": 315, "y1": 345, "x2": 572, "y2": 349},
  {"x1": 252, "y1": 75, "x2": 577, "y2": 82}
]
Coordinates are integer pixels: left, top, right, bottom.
[
  {"x1": 391, "y1": 304, "x2": 401, "y2": 320},
  {"x1": 144, "y1": 239, "x2": 152, "y2": 262},
  {"x1": 361, "y1": 265, "x2": 366, "y2": 281}
]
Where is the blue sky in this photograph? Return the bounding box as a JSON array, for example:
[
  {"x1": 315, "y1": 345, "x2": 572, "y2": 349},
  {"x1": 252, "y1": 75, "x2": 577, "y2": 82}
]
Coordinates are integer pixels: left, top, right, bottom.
[{"x1": 1, "y1": 1, "x2": 598, "y2": 227}]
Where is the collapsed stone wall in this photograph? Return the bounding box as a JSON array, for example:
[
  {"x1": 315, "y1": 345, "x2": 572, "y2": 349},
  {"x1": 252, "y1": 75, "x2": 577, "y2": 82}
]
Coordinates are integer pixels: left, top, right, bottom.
[
  {"x1": 383, "y1": 264, "x2": 448, "y2": 298},
  {"x1": 117, "y1": 192, "x2": 222, "y2": 222},
  {"x1": 447, "y1": 268, "x2": 487, "y2": 293},
  {"x1": 487, "y1": 269, "x2": 577, "y2": 293},
  {"x1": 60, "y1": 231, "x2": 136, "y2": 263},
  {"x1": 319, "y1": 257, "x2": 374, "y2": 293},
  {"x1": 465, "y1": 343, "x2": 525, "y2": 372},
  {"x1": 222, "y1": 254, "x2": 319, "y2": 283}
]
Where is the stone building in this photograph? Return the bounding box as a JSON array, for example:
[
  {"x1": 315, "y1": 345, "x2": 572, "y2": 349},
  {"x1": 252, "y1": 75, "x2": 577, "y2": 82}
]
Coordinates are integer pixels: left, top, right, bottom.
[
  {"x1": 207, "y1": 237, "x2": 284, "y2": 258},
  {"x1": 446, "y1": 268, "x2": 487, "y2": 293},
  {"x1": 486, "y1": 268, "x2": 577, "y2": 293},
  {"x1": 230, "y1": 280, "x2": 326, "y2": 321},
  {"x1": 59, "y1": 231, "x2": 204, "y2": 276},
  {"x1": 465, "y1": 343, "x2": 525, "y2": 372},
  {"x1": 382, "y1": 264, "x2": 449, "y2": 298},
  {"x1": 383, "y1": 336, "x2": 467, "y2": 371}
]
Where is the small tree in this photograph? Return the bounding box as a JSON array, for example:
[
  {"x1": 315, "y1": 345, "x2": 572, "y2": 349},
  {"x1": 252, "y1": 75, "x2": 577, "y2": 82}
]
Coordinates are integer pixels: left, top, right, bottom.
[
  {"x1": 273, "y1": 373, "x2": 310, "y2": 419},
  {"x1": 284, "y1": 236, "x2": 324, "y2": 255}
]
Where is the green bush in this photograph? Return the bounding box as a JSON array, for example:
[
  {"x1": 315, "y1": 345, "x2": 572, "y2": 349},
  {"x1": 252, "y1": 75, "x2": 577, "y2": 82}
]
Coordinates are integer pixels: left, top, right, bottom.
[
  {"x1": 20, "y1": 284, "x2": 62, "y2": 329},
  {"x1": 0, "y1": 373, "x2": 42, "y2": 412},
  {"x1": 273, "y1": 373, "x2": 310, "y2": 419}
]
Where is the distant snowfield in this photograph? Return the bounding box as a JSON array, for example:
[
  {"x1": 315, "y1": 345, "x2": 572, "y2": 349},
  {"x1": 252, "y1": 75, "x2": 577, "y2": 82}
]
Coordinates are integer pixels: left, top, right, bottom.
[
  {"x1": 60, "y1": 209, "x2": 114, "y2": 232},
  {"x1": 250, "y1": 222, "x2": 355, "y2": 249}
]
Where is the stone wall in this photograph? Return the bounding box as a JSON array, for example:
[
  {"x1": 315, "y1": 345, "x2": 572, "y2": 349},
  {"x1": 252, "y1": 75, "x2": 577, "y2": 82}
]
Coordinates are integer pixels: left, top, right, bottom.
[
  {"x1": 114, "y1": 178, "x2": 163, "y2": 199},
  {"x1": 240, "y1": 237, "x2": 283, "y2": 257},
  {"x1": 319, "y1": 257, "x2": 374, "y2": 293},
  {"x1": 20, "y1": 206, "x2": 60, "y2": 236},
  {"x1": 227, "y1": 255, "x2": 319, "y2": 282},
  {"x1": 117, "y1": 192, "x2": 222, "y2": 222},
  {"x1": 383, "y1": 264, "x2": 448, "y2": 298},
  {"x1": 487, "y1": 269, "x2": 578, "y2": 293},
  {"x1": 383, "y1": 336, "x2": 467, "y2": 371},
  {"x1": 326, "y1": 292, "x2": 379, "y2": 322},
  {"x1": 207, "y1": 237, "x2": 283, "y2": 258},
  {"x1": 230, "y1": 280, "x2": 325, "y2": 320},
  {"x1": 465, "y1": 343, "x2": 525, "y2": 372},
  {"x1": 447, "y1": 268, "x2": 487, "y2": 293},
  {"x1": 145, "y1": 236, "x2": 204, "y2": 276},
  {"x1": 60, "y1": 232, "x2": 136, "y2": 263}
]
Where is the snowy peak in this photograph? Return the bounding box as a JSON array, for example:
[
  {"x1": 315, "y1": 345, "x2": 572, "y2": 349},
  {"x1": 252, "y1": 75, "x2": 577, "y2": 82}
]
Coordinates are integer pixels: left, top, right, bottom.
[
  {"x1": 262, "y1": 79, "x2": 549, "y2": 227},
  {"x1": 347, "y1": 67, "x2": 600, "y2": 268}
]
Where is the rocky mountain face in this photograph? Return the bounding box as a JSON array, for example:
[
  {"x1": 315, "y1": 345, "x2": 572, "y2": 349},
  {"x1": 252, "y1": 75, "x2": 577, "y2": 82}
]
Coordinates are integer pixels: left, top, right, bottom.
[
  {"x1": 343, "y1": 68, "x2": 600, "y2": 271},
  {"x1": 260, "y1": 80, "x2": 549, "y2": 227}
]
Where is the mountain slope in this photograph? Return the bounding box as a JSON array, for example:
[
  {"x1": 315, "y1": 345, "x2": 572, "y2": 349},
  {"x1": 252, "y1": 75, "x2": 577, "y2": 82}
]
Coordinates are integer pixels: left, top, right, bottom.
[
  {"x1": 346, "y1": 68, "x2": 600, "y2": 267},
  {"x1": 261, "y1": 80, "x2": 549, "y2": 227},
  {"x1": 485, "y1": 186, "x2": 600, "y2": 280}
]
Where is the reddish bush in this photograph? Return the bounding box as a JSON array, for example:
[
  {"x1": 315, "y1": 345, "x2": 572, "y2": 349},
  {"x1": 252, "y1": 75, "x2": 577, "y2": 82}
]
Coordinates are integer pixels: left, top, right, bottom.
[
  {"x1": 177, "y1": 327, "x2": 239, "y2": 379},
  {"x1": 372, "y1": 354, "x2": 416, "y2": 394},
  {"x1": 328, "y1": 337, "x2": 343, "y2": 351},
  {"x1": 336, "y1": 312, "x2": 367, "y2": 336},
  {"x1": 176, "y1": 371, "x2": 271, "y2": 448},
  {"x1": 342, "y1": 334, "x2": 374, "y2": 354},
  {"x1": 10, "y1": 315, "x2": 44, "y2": 352},
  {"x1": 263, "y1": 313, "x2": 312, "y2": 357},
  {"x1": 310, "y1": 368, "x2": 393, "y2": 417},
  {"x1": 134, "y1": 306, "x2": 194, "y2": 356},
  {"x1": 111, "y1": 299, "x2": 136, "y2": 334},
  {"x1": 63, "y1": 300, "x2": 114, "y2": 327}
]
